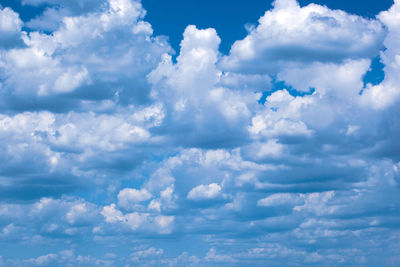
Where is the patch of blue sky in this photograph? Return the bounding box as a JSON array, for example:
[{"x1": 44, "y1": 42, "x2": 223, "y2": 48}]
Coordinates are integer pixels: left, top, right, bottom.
[
  {"x1": 362, "y1": 55, "x2": 385, "y2": 86},
  {"x1": 258, "y1": 79, "x2": 316, "y2": 105}
]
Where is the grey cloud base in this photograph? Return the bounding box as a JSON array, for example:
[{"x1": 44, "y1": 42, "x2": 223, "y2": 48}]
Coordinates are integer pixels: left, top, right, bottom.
[{"x1": 0, "y1": 0, "x2": 400, "y2": 266}]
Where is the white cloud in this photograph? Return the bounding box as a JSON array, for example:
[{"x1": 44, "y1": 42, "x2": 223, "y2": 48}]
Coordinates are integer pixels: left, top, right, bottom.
[
  {"x1": 249, "y1": 89, "x2": 314, "y2": 138},
  {"x1": 0, "y1": 0, "x2": 171, "y2": 110},
  {"x1": 124, "y1": 212, "x2": 148, "y2": 230},
  {"x1": 147, "y1": 185, "x2": 177, "y2": 212},
  {"x1": 277, "y1": 59, "x2": 370, "y2": 97},
  {"x1": 0, "y1": 0, "x2": 399, "y2": 265},
  {"x1": 148, "y1": 25, "x2": 256, "y2": 148},
  {"x1": 360, "y1": 0, "x2": 400, "y2": 109},
  {"x1": 257, "y1": 193, "x2": 301, "y2": 207},
  {"x1": 21, "y1": 249, "x2": 114, "y2": 267},
  {"x1": 24, "y1": 253, "x2": 58, "y2": 266},
  {"x1": 220, "y1": 0, "x2": 385, "y2": 73},
  {"x1": 118, "y1": 188, "x2": 152, "y2": 210},
  {"x1": 0, "y1": 105, "x2": 164, "y2": 200},
  {"x1": 293, "y1": 191, "x2": 338, "y2": 216},
  {"x1": 101, "y1": 203, "x2": 124, "y2": 223},
  {"x1": 187, "y1": 183, "x2": 222, "y2": 200},
  {"x1": 131, "y1": 247, "x2": 163, "y2": 262},
  {"x1": 205, "y1": 248, "x2": 237, "y2": 263},
  {"x1": 100, "y1": 203, "x2": 174, "y2": 234},
  {"x1": 154, "y1": 215, "x2": 174, "y2": 234},
  {"x1": 0, "y1": 7, "x2": 22, "y2": 33},
  {"x1": 252, "y1": 139, "x2": 285, "y2": 159},
  {"x1": 66, "y1": 202, "x2": 99, "y2": 225},
  {"x1": 1, "y1": 45, "x2": 91, "y2": 96},
  {"x1": 0, "y1": 7, "x2": 23, "y2": 48}
]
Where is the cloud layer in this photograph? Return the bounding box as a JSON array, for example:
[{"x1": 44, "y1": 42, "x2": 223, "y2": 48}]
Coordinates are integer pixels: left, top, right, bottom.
[{"x1": 0, "y1": 0, "x2": 399, "y2": 266}]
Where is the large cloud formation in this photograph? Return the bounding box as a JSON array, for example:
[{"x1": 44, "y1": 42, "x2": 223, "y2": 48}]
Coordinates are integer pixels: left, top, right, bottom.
[{"x1": 0, "y1": 0, "x2": 399, "y2": 266}]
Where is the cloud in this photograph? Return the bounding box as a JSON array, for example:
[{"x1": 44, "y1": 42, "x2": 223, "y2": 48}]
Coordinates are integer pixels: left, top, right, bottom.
[
  {"x1": 0, "y1": 7, "x2": 24, "y2": 48},
  {"x1": 130, "y1": 247, "x2": 163, "y2": 263},
  {"x1": 0, "y1": 105, "x2": 163, "y2": 200},
  {"x1": 257, "y1": 193, "x2": 302, "y2": 207},
  {"x1": 22, "y1": 0, "x2": 105, "y2": 31},
  {"x1": 148, "y1": 25, "x2": 257, "y2": 148},
  {"x1": 360, "y1": 0, "x2": 400, "y2": 109},
  {"x1": 118, "y1": 188, "x2": 152, "y2": 210},
  {"x1": 187, "y1": 183, "x2": 222, "y2": 201},
  {"x1": 15, "y1": 249, "x2": 115, "y2": 267},
  {"x1": 0, "y1": 0, "x2": 399, "y2": 266},
  {"x1": 220, "y1": 0, "x2": 385, "y2": 73},
  {"x1": 205, "y1": 248, "x2": 237, "y2": 263},
  {"x1": 100, "y1": 203, "x2": 174, "y2": 234},
  {"x1": 0, "y1": 0, "x2": 171, "y2": 112}
]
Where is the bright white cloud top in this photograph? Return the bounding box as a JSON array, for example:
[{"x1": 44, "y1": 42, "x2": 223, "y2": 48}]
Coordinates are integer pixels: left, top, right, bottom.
[
  {"x1": 0, "y1": 0, "x2": 399, "y2": 266},
  {"x1": 222, "y1": 0, "x2": 385, "y2": 73}
]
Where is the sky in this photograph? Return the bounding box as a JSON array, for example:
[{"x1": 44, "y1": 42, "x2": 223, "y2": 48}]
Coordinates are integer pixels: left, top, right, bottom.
[{"x1": 0, "y1": 0, "x2": 399, "y2": 266}]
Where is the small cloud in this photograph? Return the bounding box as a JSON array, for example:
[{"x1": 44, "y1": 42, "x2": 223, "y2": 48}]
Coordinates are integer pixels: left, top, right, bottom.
[
  {"x1": 187, "y1": 183, "x2": 222, "y2": 201},
  {"x1": 118, "y1": 188, "x2": 152, "y2": 210}
]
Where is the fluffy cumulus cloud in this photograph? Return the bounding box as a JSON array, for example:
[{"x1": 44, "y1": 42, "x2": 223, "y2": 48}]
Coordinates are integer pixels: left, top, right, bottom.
[
  {"x1": 0, "y1": 0, "x2": 171, "y2": 112},
  {"x1": 360, "y1": 0, "x2": 400, "y2": 109},
  {"x1": 0, "y1": 7, "x2": 24, "y2": 48},
  {"x1": 0, "y1": 0, "x2": 400, "y2": 266},
  {"x1": 148, "y1": 25, "x2": 258, "y2": 148},
  {"x1": 187, "y1": 183, "x2": 222, "y2": 201},
  {"x1": 220, "y1": 0, "x2": 385, "y2": 73},
  {"x1": 118, "y1": 188, "x2": 152, "y2": 209}
]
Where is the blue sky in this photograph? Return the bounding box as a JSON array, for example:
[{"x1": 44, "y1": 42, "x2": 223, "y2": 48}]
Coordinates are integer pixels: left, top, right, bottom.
[{"x1": 0, "y1": 0, "x2": 399, "y2": 266}]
